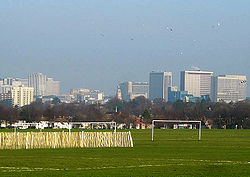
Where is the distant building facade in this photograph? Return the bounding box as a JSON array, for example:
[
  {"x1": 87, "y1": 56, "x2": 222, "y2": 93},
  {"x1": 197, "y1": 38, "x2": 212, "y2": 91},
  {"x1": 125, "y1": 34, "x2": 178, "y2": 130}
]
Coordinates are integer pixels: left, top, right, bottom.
[
  {"x1": 45, "y1": 78, "x2": 60, "y2": 96},
  {"x1": 70, "y1": 88, "x2": 104, "y2": 104},
  {"x1": 28, "y1": 73, "x2": 60, "y2": 97},
  {"x1": 77, "y1": 90, "x2": 104, "y2": 104},
  {"x1": 0, "y1": 91, "x2": 13, "y2": 107},
  {"x1": 116, "y1": 86, "x2": 122, "y2": 100},
  {"x1": 149, "y1": 72, "x2": 172, "y2": 101},
  {"x1": 212, "y1": 75, "x2": 247, "y2": 103},
  {"x1": 11, "y1": 86, "x2": 34, "y2": 107},
  {"x1": 119, "y1": 81, "x2": 149, "y2": 101},
  {"x1": 70, "y1": 88, "x2": 90, "y2": 101},
  {"x1": 168, "y1": 87, "x2": 195, "y2": 102},
  {"x1": 0, "y1": 91, "x2": 12, "y2": 101},
  {"x1": 180, "y1": 70, "x2": 213, "y2": 98},
  {"x1": 28, "y1": 73, "x2": 47, "y2": 97},
  {"x1": 0, "y1": 85, "x2": 13, "y2": 94},
  {"x1": 0, "y1": 78, "x2": 28, "y2": 91},
  {"x1": 0, "y1": 77, "x2": 32, "y2": 107}
]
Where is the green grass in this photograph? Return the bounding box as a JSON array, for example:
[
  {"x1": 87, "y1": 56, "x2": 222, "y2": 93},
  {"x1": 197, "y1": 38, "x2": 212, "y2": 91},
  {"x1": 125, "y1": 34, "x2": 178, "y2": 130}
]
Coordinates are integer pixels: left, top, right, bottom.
[{"x1": 0, "y1": 129, "x2": 249, "y2": 176}]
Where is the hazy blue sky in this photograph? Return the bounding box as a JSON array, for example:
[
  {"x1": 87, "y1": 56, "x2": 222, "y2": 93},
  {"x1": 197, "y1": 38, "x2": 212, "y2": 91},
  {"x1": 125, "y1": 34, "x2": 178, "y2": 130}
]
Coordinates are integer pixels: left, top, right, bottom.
[{"x1": 0, "y1": 0, "x2": 250, "y2": 95}]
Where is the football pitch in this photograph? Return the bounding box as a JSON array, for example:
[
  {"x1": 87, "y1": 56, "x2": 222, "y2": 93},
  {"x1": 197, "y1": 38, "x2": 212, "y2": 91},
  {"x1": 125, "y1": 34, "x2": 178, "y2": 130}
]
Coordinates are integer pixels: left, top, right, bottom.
[{"x1": 0, "y1": 129, "x2": 249, "y2": 176}]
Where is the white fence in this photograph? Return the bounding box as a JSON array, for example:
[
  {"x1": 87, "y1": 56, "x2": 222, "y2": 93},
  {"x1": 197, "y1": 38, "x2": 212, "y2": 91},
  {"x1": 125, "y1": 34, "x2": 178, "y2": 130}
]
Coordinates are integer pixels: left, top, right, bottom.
[{"x1": 0, "y1": 131, "x2": 133, "y2": 149}]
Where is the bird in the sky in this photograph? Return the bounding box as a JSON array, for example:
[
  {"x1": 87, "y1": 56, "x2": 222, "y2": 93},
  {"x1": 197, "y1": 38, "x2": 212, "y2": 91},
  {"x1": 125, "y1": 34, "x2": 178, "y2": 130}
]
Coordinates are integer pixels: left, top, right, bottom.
[{"x1": 166, "y1": 26, "x2": 173, "y2": 32}]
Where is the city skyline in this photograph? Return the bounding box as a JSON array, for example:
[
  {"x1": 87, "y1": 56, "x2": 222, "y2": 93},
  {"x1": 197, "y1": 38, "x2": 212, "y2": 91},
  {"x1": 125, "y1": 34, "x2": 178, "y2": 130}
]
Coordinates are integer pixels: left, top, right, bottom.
[
  {"x1": 0, "y1": 0, "x2": 249, "y2": 96},
  {"x1": 0, "y1": 2, "x2": 250, "y2": 176},
  {"x1": 0, "y1": 69, "x2": 249, "y2": 97}
]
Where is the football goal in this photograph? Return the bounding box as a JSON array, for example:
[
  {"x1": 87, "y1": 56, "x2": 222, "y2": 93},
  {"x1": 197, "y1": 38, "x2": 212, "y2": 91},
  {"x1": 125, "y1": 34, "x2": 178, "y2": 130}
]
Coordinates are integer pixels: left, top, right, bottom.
[{"x1": 152, "y1": 120, "x2": 202, "y2": 141}]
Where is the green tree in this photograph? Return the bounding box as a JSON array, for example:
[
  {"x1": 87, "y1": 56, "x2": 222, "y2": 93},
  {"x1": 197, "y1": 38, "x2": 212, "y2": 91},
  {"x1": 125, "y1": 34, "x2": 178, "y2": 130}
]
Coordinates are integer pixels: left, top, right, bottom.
[{"x1": 142, "y1": 109, "x2": 152, "y2": 123}]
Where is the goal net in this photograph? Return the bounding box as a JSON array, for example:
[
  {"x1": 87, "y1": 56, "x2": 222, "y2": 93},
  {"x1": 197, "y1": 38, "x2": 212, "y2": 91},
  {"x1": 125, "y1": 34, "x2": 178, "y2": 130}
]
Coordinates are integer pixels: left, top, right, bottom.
[{"x1": 152, "y1": 120, "x2": 201, "y2": 141}]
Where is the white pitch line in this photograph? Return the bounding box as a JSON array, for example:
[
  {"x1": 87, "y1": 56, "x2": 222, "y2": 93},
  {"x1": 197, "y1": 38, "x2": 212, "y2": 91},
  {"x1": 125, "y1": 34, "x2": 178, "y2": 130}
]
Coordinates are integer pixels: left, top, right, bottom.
[
  {"x1": 0, "y1": 159, "x2": 249, "y2": 173},
  {"x1": 77, "y1": 164, "x2": 166, "y2": 171},
  {"x1": 166, "y1": 158, "x2": 250, "y2": 165},
  {"x1": 0, "y1": 167, "x2": 62, "y2": 172}
]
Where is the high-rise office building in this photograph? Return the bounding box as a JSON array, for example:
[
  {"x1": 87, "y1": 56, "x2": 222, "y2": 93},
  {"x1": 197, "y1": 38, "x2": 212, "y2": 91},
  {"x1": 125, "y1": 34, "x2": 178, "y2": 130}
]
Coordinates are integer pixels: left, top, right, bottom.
[
  {"x1": 119, "y1": 82, "x2": 149, "y2": 101},
  {"x1": 28, "y1": 73, "x2": 60, "y2": 97},
  {"x1": 212, "y1": 75, "x2": 247, "y2": 103},
  {"x1": 149, "y1": 72, "x2": 172, "y2": 101},
  {"x1": 28, "y1": 73, "x2": 47, "y2": 97},
  {"x1": 180, "y1": 70, "x2": 213, "y2": 98}
]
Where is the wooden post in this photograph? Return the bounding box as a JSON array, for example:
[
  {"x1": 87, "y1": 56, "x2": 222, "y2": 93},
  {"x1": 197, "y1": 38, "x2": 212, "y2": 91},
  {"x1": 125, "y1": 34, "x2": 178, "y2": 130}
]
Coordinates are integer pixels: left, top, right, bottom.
[
  {"x1": 25, "y1": 132, "x2": 28, "y2": 149},
  {"x1": 129, "y1": 131, "x2": 133, "y2": 147},
  {"x1": 31, "y1": 132, "x2": 33, "y2": 149}
]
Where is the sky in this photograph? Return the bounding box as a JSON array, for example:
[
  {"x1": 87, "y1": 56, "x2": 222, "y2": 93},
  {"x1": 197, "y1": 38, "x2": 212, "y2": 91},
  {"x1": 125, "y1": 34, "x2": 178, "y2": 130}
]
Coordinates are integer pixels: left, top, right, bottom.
[{"x1": 0, "y1": 0, "x2": 250, "y2": 96}]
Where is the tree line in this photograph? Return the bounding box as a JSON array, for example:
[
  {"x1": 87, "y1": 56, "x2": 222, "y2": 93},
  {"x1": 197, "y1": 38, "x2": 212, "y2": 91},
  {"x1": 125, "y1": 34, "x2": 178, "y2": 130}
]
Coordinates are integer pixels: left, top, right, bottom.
[{"x1": 0, "y1": 96, "x2": 250, "y2": 129}]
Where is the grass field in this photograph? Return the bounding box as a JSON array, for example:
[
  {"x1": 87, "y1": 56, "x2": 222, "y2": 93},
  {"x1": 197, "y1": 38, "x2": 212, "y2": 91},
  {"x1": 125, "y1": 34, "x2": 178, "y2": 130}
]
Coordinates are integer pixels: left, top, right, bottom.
[{"x1": 0, "y1": 129, "x2": 249, "y2": 176}]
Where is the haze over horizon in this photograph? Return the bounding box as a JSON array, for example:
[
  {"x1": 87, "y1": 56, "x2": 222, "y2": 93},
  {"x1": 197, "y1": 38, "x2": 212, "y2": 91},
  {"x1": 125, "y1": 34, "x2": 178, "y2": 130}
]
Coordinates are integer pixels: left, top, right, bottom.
[{"x1": 0, "y1": 0, "x2": 250, "y2": 96}]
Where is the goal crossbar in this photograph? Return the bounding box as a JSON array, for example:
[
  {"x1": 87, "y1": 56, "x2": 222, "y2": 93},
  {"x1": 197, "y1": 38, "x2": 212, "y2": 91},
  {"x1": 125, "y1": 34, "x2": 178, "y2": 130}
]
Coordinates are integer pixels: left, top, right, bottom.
[{"x1": 152, "y1": 120, "x2": 201, "y2": 141}]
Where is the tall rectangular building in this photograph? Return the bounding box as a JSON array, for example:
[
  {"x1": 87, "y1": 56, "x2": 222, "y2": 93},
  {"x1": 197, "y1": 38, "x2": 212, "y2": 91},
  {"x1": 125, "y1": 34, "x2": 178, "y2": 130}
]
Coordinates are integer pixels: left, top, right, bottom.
[
  {"x1": 28, "y1": 73, "x2": 47, "y2": 97},
  {"x1": 149, "y1": 72, "x2": 172, "y2": 101},
  {"x1": 119, "y1": 82, "x2": 149, "y2": 101},
  {"x1": 28, "y1": 73, "x2": 60, "y2": 97},
  {"x1": 45, "y1": 78, "x2": 60, "y2": 96},
  {"x1": 180, "y1": 70, "x2": 213, "y2": 98},
  {"x1": 11, "y1": 86, "x2": 34, "y2": 107},
  {"x1": 212, "y1": 75, "x2": 247, "y2": 103}
]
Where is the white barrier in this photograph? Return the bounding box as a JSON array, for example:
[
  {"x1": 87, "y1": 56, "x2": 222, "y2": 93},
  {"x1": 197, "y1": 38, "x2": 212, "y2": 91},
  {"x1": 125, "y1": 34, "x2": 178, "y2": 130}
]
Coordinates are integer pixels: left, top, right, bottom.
[{"x1": 0, "y1": 131, "x2": 133, "y2": 149}]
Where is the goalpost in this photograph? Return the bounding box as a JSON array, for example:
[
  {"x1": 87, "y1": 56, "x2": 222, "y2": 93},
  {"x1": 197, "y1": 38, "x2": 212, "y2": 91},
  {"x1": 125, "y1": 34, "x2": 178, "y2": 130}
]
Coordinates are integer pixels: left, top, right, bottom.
[
  {"x1": 68, "y1": 121, "x2": 117, "y2": 133},
  {"x1": 152, "y1": 120, "x2": 202, "y2": 141}
]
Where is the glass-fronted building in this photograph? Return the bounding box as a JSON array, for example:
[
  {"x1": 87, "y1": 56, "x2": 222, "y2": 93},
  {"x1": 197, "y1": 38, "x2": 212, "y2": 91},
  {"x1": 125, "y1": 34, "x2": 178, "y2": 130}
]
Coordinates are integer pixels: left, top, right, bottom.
[{"x1": 149, "y1": 72, "x2": 172, "y2": 101}]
